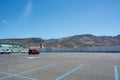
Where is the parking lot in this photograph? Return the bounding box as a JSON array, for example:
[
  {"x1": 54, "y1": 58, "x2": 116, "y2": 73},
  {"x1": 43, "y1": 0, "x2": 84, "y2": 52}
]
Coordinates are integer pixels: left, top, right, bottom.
[{"x1": 0, "y1": 52, "x2": 120, "y2": 80}]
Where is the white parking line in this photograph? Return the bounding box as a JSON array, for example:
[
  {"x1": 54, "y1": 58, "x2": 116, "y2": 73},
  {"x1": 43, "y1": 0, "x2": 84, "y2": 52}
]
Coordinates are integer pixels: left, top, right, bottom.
[
  {"x1": 0, "y1": 63, "x2": 58, "y2": 80},
  {"x1": 56, "y1": 64, "x2": 84, "y2": 80}
]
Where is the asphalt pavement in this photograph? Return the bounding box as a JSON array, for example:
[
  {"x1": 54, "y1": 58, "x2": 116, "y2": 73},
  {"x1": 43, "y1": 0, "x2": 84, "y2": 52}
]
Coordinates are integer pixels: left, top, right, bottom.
[{"x1": 0, "y1": 52, "x2": 120, "y2": 80}]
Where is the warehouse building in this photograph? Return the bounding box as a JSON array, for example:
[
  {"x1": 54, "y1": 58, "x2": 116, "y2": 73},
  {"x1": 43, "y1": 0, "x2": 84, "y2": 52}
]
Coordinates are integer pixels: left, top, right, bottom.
[
  {"x1": 0, "y1": 42, "x2": 24, "y2": 53},
  {"x1": 0, "y1": 42, "x2": 23, "y2": 48}
]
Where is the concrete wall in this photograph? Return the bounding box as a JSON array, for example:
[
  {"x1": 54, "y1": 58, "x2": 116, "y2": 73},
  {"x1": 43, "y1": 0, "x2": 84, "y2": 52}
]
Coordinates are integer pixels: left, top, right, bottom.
[{"x1": 39, "y1": 45, "x2": 120, "y2": 52}]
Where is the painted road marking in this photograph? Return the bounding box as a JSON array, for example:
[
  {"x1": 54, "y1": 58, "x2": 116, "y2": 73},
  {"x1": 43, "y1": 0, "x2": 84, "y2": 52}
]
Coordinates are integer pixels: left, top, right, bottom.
[
  {"x1": 114, "y1": 65, "x2": 119, "y2": 80},
  {"x1": 0, "y1": 71, "x2": 37, "y2": 80},
  {"x1": 26, "y1": 57, "x2": 41, "y2": 59},
  {"x1": 27, "y1": 57, "x2": 36, "y2": 59},
  {"x1": 18, "y1": 63, "x2": 58, "y2": 74},
  {"x1": 0, "y1": 63, "x2": 58, "y2": 80},
  {"x1": 55, "y1": 64, "x2": 84, "y2": 80}
]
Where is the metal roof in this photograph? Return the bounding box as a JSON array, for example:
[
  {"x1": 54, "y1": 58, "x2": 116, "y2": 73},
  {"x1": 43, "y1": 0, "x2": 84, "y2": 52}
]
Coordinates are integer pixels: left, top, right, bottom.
[{"x1": 0, "y1": 42, "x2": 23, "y2": 47}]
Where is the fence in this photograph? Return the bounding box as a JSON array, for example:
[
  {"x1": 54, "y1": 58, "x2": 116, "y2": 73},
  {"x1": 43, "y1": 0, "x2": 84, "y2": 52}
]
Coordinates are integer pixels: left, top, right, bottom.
[{"x1": 39, "y1": 45, "x2": 120, "y2": 52}]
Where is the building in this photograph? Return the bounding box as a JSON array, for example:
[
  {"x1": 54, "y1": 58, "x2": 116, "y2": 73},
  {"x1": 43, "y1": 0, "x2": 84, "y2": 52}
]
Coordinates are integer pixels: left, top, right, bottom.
[
  {"x1": 0, "y1": 42, "x2": 23, "y2": 48},
  {"x1": 0, "y1": 42, "x2": 23, "y2": 53}
]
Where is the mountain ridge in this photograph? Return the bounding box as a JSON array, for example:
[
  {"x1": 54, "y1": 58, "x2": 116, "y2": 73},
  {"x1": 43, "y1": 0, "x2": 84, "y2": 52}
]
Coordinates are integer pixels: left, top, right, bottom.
[{"x1": 0, "y1": 34, "x2": 120, "y2": 48}]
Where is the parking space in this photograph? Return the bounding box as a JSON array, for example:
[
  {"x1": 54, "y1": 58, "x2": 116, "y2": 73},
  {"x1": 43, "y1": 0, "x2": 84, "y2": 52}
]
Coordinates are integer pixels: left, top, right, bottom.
[
  {"x1": 62, "y1": 64, "x2": 114, "y2": 80},
  {"x1": 118, "y1": 66, "x2": 120, "y2": 80},
  {"x1": 0, "y1": 52, "x2": 120, "y2": 80}
]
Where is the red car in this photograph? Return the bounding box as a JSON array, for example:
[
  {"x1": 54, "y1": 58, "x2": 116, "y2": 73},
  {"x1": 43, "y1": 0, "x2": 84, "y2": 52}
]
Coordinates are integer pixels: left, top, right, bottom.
[{"x1": 28, "y1": 49, "x2": 40, "y2": 55}]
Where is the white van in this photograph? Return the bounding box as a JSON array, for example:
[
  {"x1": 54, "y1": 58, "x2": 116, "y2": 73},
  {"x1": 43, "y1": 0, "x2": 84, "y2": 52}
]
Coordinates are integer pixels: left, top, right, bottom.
[{"x1": 0, "y1": 48, "x2": 12, "y2": 54}]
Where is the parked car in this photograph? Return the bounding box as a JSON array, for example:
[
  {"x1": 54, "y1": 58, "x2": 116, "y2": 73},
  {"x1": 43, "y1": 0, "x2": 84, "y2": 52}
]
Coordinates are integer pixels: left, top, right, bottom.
[
  {"x1": 28, "y1": 49, "x2": 40, "y2": 55},
  {"x1": 0, "y1": 48, "x2": 12, "y2": 54},
  {"x1": 21, "y1": 48, "x2": 29, "y2": 53},
  {"x1": 5, "y1": 49, "x2": 12, "y2": 54},
  {"x1": 0, "y1": 48, "x2": 4, "y2": 54}
]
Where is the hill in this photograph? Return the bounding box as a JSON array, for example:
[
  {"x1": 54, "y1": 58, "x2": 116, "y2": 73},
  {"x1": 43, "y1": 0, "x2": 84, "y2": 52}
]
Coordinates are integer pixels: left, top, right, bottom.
[{"x1": 0, "y1": 34, "x2": 120, "y2": 48}]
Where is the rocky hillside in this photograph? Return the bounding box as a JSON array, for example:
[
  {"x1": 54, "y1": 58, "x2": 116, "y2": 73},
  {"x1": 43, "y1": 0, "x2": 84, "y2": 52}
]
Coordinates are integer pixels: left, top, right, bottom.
[
  {"x1": 44, "y1": 34, "x2": 120, "y2": 48},
  {"x1": 0, "y1": 34, "x2": 120, "y2": 48}
]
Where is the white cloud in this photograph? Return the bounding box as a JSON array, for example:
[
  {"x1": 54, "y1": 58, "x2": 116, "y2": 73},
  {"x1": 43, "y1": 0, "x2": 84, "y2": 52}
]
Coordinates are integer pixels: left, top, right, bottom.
[
  {"x1": 24, "y1": 1, "x2": 32, "y2": 17},
  {"x1": 17, "y1": 1, "x2": 32, "y2": 23}
]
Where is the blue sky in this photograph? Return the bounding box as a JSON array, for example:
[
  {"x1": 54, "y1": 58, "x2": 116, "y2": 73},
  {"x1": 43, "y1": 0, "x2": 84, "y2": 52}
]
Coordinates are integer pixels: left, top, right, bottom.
[{"x1": 0, "y1": 0, "x2": 120, "y2": 39}]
